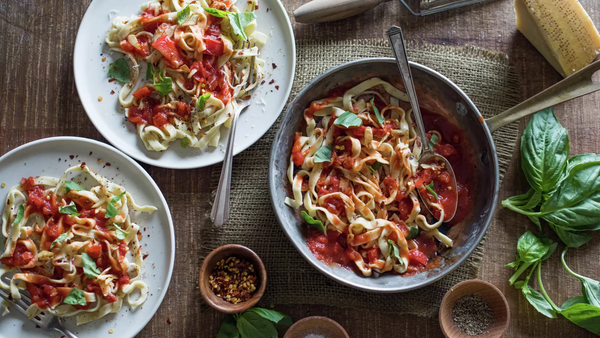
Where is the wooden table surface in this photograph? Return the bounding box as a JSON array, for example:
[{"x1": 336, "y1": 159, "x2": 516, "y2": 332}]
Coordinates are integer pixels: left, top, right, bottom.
[{"x1": 1, "y1": 0, "x2": 600, "y2": 337}]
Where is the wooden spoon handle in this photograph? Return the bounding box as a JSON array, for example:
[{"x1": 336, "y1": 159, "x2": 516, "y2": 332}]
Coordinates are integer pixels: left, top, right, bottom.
[
  {"x1": 486, "y1": 61, "x2": 600, "y2": 133},
  {"x1": 294, "y1": 0, "x2": 390, "y2": 24}
]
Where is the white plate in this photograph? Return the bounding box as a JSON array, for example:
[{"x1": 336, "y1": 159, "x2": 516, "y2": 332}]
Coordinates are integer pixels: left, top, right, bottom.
[
  {"x1": 0, "y1": 137, "x2": 175, "y2": 338},
  {"x1": 73, "y1": 0, "x2": 296, "y2": 169}
]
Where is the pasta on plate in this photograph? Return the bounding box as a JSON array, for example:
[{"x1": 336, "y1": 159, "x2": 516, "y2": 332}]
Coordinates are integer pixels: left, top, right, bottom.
[
  {"x1": 0, "y1": 165, "x2": 156, "y2": 325},
  {"x1": 105, "y1": 0, "x2": 266, "y2": 151},
  {"x1": 285, "y1": 78, "x2": 468, "y2": 277}
]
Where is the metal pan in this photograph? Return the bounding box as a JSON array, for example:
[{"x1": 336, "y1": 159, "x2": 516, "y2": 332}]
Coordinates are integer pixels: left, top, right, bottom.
[{"x1": 268, "y1": 58, "x2": 600, "y2": 292}]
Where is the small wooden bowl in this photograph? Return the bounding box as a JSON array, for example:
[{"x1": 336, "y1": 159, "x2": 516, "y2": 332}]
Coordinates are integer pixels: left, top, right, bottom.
[
  {"x1": 284, "y1": 316, "x2": 349, "y2": 338},
  {"x1": 439, "y1": 280, "x2": 509, "y2": 338},
  {"x1": 199, "y1": 244, "x2": 267, "y2": 313}
]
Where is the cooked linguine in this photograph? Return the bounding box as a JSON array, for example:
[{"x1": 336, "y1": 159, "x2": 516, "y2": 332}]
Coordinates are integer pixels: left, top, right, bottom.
[
  {"x1": 285, "y1": 78, "x2": 455, "y2": 277},
  {"x1": 106, "y1": 0, "x2": 266, "y2": 151},
  {"x1": 0, "y1": 165, "x2": 156, "y2": 325}
]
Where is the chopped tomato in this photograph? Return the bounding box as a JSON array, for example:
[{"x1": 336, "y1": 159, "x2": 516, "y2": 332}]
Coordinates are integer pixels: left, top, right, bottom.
[
  {"x1": 132, "y1": 86, "x2": 154, "y2": 99},
  {"x1": 366, "y1": 247, "x2": 381, "y2": 263},
  {"x1": 86, "y1": 242, "x2": 103, "y2": 259},
  {"x1": 118, "y1": 242, "x2": 128, "y2": 258},
  {"x1": 204, "y1": 37, "x2": 224, "y2": 56},
  {"x1": 408, "y1": 249, "x2": 428, "y2": 266},
  {"x1": 26, "y1": 283, "x2": 61, "y2": 309},
  {"x1": 119, "y1": 35, "x2": 150, "y2": 57},
  {"x1": 434, "y1": 143, "x2": 458, "y2": 158},
  {"x1": 152, "y1": 35, "x2": 185, "y2": 68},
  {"x1": 291, "y1": 132, "x2": 305, "y2": 166},
  {"x1": 152, "y1": 111, "x2": 168, "y2": 127},
  {"x1": 0, "y1": 242, "x2": 34, "y2": 267},
  {"x1": 118, "y1": 275, "x2": 130, "y2": 289},
  {"x1": 175, "y1": 102, "x2": 191, "y2": 118},
  {"x1": 345, "y1": 126, "x2": 365, "y2": 138},
  {"x1": 140, "y1": 8, "x2": 168, "y2": 33},
  {"x1": 397, "y1": 197, "x2": 413, "y2": 221},
  {"x1": 382, "y1": 176, "x2": 398, "y2": 196},
  {"x1": 324, "y1": 196, "x2": 345, "y2": 217}
]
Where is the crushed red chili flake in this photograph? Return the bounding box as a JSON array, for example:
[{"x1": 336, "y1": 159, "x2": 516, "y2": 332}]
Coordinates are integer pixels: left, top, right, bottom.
[
  {"x1": 167, "y1": 318, "x2": 172, "y2": 325},
  {"x1": 261, "y1": 80, "x2": 265, "y2": 85},
  {"x1": 275, "y1": 85, "x2": 279, "y2": 90},
  {"x1": 108, "y1": 78, "x2": 116, "y2": 83},
  {"x1": 110, "y1": 90, "x2": 115, "y2": 95},
  {"x1": 268, "y1": 79, "x2": 274, "y2": 85},
  {"x1": 209, "y1": 256, "x2": 257, "y2": 304},
  {"x1": 255, "y1": 5, "x2": 259, "y2": 9},
  {"x1": 272, "y1": 63, "x2": 277, "y2": 69}
]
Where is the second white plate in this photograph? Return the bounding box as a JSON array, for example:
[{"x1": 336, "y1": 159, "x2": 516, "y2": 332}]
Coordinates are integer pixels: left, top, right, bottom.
[{"x1": 73, "y1": 0, "x2": 296, "y2": 169}]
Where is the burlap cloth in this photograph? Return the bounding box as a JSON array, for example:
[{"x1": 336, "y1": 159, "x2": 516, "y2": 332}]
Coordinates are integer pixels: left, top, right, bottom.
[{"x1": 201, "y1": 40, "x2": 520, "y2": 317}]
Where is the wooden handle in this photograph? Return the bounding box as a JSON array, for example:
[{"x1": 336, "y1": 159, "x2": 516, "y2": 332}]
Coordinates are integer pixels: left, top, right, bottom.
[
  {"x1": 486, "y1": 61, "x2": 600, "y2": 133},
  {"x1": 294, "y1": 0, "x2": 388, "y2": 24}
]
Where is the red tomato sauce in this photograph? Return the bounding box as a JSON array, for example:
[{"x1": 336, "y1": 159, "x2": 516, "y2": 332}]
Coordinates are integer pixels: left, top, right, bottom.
[{"x1": 306, "y1": 229, "x2": 354, "y2": 269}]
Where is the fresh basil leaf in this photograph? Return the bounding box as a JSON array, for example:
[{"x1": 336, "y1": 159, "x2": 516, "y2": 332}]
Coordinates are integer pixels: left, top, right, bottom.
[
  {"x1": 540, "y1": 160, "x2": 600, "y2": 229},
  {"x1": 13, "y1": 204, "x2": 24, "y2": 226},
  {"x1": 63, "y1": 287, "x2": 87, "y2": 306},
  {"x1": 425, "y1": 181, "x2": 439, "y2": 201},
  {"x1": 59, "y1": 201, "x2": 80, "y2": 216},
  {"x1": 50, "y1": 230, "x2": 70, "y2": 249},
  {"x1": 550, "y1": 223, "x2": 591, "y2": 248},
  {"x1": 333, "y1": 111, "x2": 363, "y2": 128},
  {"x1": 216, "y1": 314, "x2": 240, "y2": 338},
  {"x1": 561, "y1": 296, "x2": 588, "y2": 310},
  {"x1": 368, "y1": 162, "x2": 383, "y2": 173},
  {"x1": 227, "y1": 12, "x2": 255, "y2": 41},
  {"x1": 111, "y1": 192, "x2": 126, "y2": 204},
  {"x1": 387, "y1": 240, "x2": 405, "y2": 268},
  {"x1": 247, "y1": 308, "x2": 293, "y2": 327},
  {"x1": 146, "y1": 62, "x2": 154, "y2": 80},
  {"x1": 154, "y1": 76, "x2": 173, "y2": 97},
  {"x1": 560, "y1": 303, "x2": 600, "y2": 335},
  {"x1": 521, "y1": 283, "x2": 557, "y2": 318},
  {"x1": 204, "y1": 8, "x2": 229, "y2": 18},
  {"x1": 541, "y1": 240, "x2": 557, "y2": 261},
  {"x1": 562, "y1": 248, "x2": 600, "y2": 307},
  {"x1": 520, "y1": 108, "x2": 569, "y2": 194},
  {"x1": 313, "y1": 145, "x2": 332, "y2": 163},
  {"x1": 513, "y1": 280, "x2": 525, "y2": 290},
  {"x1": 196, "y1": 93, "x2": 211, "y2": 111},
  {"x1": 108, "y1": 58, "x2": 130, "y2": 83},
  {"x1": 301, "y1": 211, "x2": 326, "y2": 235},
  {"x1": 65, "y1": 181, "x2": 84, "y2": 193},
  {"x1": 180, "y1": 137, "x2": 189, "y2": 148},
  {"x1": 507, "y1": 231, "x2": 550, "y2": 285},
  {"x1": 114, "y1": 224, "x2": 129, "y2": 240},
  {"x1": 105, "y1": 192, "x2": 126, "y2": 219},
  {"x1": 81, "y1": 252, "x2": 101, "y2": 279},
  {"x1": 370, "y1": 98, "x2": 384, "y2": 125},
  {"x1": 236, "y1": 311, "x2": 278, "y2": 338},
  {"x1": 429, "y1": 133, "x2": 439, "y2": 150},
  {"x1": 406, "y1": 226, "x2": 419, "y2": 240},
  {"x1": 177, "y1": 5, "x2": 191, "y2": 24},
  {"x1": 502, "y1": 188, "x2": 542, "y2": 214}
]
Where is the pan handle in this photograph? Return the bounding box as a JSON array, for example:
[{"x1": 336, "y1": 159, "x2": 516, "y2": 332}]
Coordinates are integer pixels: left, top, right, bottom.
[
  {"x1": 294, "y1": 0, "x2": 391, "y2": 24},
  {"x1": 486, "y1": 61, "x2": 600, "y2": 133}
]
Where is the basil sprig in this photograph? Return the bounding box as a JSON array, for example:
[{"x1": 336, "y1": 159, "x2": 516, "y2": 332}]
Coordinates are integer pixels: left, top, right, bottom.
[
  {"x1": 301, "y1": 211, "x2": 326, "y2": 235},
  {"x1": 81, "y1": 252, "x2": 101, "y2": 279},
  {"x1": 370, "y1": 98, "x2": 384, "y2": 125},
  {"x1": 59, "y1": 201, "x2": 80, "y2": 216},
  {"x1": 105, "y1": 191, "x2": 126, "y2": 219},
  {"x1": 196, "y1": 93, "x2": 211, "y2": 111},
  {"x1": 387, "y1": 240, "x2": 405, "y2": 268},
  {"x1": 177, "y1": 5, "x2": 191, "y2": 24},
  {"x1": 51, "y1": 230, "x2": 70, "y2": 249},
  {"x1": 405, "y1": 225, "x2": 419, "y2": 240},
  {"x1": 114, "y1": 224, "x2": 129, "y2": 240},
  {"x1": 65, "y1": 181, "x2": 84, "y2": 193},
  {"x1": 313, "y1": 145, "x2": 332, "y2": 163},
  {"x1": 108, "y1": 58, "x2": 130, "y2": 83},
  {"x1": 147, "y1": 65, "x2": 172, "y2": 97},
  {"x1": 368, "y1": 162, "x2": 382, "y2": 173},
  {"x1": 429, "y1": 133, "x2": 439, "y2": 149},
  {"x1": 204, "y1": 9, "x2": 255, "y2": 41},
  {"x1": 333, "y1": 111, "x2": 362, "y2": 128},
  {"x1": 13, "y1": 205, "x2": 24, "y2": 226},
  {"x1": 216, "y1": 307, "x2": 292, "y2": 338},
  {"x1": 64, "y1": 287, "x2": 87, "y2": 306},
  {"x1": 425, "y1": 181, "x2": 439, "y2": 201}
]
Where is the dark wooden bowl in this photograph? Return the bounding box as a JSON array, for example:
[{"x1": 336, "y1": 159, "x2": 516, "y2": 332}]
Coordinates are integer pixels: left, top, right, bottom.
[
  {"x1": 199, "y1": 244, "x2": 267, "y2": 313},
  {"x1": 284, "y1": 316, "x2": 349, "y2": 338},
  {"x1": 439, "y1": 279, "x2": 510, "y2": 338}
]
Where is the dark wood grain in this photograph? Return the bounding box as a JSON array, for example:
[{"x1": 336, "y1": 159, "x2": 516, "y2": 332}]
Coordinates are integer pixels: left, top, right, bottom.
[{"x1": 1, "y1": 0, "x2": 600, "y2": 337}]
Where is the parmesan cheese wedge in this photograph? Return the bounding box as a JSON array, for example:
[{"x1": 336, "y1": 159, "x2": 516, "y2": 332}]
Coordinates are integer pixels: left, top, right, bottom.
[{"x1": 515, "y1": 0, "x2": 600, "y2": 77}]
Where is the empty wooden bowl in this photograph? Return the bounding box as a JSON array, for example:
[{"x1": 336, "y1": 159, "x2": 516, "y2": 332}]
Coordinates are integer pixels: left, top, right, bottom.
[
  {"x1": 199, "y1": 244, "x2": 267, "y2": 313},
  {"x1": 284, "y1": 316, "x2": 349, "y2": 338},
  {"x1": 439, "y1": 279, "x2": 509, "y2": 338}
]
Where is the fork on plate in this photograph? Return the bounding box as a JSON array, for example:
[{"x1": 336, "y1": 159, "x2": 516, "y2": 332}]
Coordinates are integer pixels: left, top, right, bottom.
[
  {"x1": 0, "y1": 286, "x2": 78, "y2": 338},
  {"x1": 210, "y1": 40, "x2": 256, "y2": 227}
]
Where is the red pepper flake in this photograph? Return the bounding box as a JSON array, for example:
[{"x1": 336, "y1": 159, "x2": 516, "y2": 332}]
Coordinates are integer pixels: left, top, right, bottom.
[
  {"x1": 209, "y1": 256, "x2": 257, "y2": 304},
  {"x1": 268, "y1": 79, "x2": 274, "y2": 85},
  {"x1": 261, "y1": 80, "x2": 265, "y2": 85},
  {"x1": 81, "y1": 162, "x2": 86, "y2": 168},
  {"x1": 267, "y1": 8, "x2": 269, "y2": 12},
  {"x1": 69, "y1": 155, "x2": 75, "y2": 160},
  {"x1": 255, "y1": 5, "x2": 259, "y2": 9},
  {"x1": 110, "y1": 90, "x2": 115, "y2": 95},
  {"x1": 167, "y1": 318, "x2": 172, "y2": 325},
  {"x1": 143, "y1": 253, "x2": 149, "y2": 260},
  {"x1": 89, "y1": 152, "x2": 93, "y2": 155},
  {"x1": 106, "y1": 162, "x2": 112, "y2": 166},
  {"x1": 272, "y1": 63, "x2": 277, "y2": 69},
  {"x1": 102, "y1": 57, "x2": 107, "y2": 62},
  {"x1": 108, "y1": 78, "x2": 116, "y2": 83},
  {"x1": 275, "y1": 85, "x2": 279, "y2": 90}
]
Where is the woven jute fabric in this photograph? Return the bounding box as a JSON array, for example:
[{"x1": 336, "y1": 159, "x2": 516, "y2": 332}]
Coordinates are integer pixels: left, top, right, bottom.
[{"x1": 201, "y1": 40, "x2": 520, "y2": 317}]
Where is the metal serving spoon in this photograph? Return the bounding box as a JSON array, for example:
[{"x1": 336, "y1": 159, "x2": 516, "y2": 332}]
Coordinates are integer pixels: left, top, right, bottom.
[{"x1": 387, "y1": 26, "x2": 459, "y2": 222}]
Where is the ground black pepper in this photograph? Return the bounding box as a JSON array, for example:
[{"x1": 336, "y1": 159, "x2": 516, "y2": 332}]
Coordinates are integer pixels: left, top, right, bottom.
[{"x1": 452, "y1": 294, "x2": 493, "y2": 335}]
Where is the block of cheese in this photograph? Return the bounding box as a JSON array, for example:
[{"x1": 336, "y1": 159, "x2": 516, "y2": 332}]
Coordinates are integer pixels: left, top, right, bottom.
[{"x1": 515, "y1": 0, "x2": 600, "y2": 77}]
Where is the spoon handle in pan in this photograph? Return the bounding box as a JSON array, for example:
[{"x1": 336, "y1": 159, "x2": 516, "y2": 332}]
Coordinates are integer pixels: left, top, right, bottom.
[
  {"x1": 486, "y1": 61, "x2": 600, "y2": 133},
  {"x1": 294, "y1": 0, "x2": 391, "y2": 24},
  {"x1": 387, "y1": 26, "x2": 431, "y2": 153}
]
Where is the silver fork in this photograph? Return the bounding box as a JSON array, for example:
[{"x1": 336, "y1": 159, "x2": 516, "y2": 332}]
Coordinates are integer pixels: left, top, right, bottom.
[
  {"x1": 0, "y1": 285, "x2": 78, "y2": 337},
  {"x1": 210, "y1": 40, "x2": 256, "y2": 227}
]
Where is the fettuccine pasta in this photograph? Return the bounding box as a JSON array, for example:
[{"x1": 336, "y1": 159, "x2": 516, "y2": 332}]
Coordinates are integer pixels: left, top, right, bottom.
[
  {"x1": 106, "y1": 0, "x2": 266, "y2": 151},
  {"x1": 0, "y1": 165, "x2": 156, "y2": 325}
]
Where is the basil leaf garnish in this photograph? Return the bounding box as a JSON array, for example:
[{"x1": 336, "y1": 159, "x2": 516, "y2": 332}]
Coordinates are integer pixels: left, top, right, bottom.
[
  {"x1": 506, "y1": 231, "x2": 552, "y2": 285},
  {"x1": 387, "y1": 240, "x2": 405, "y2": 268},
  {"x1": 65, "y1": 181, "x2": 84, "y2": 193},
  {"x1": 368, "y1": 162, "x2": 382, "y2": 173},
  {"x1": 216, "y1": 315, "x2": 240, "y2": 338},
  {"x1": 105, "y1": 191, "x2": 126, "y2": 219},
  {"x1": 59, "y1": 201, "x2": 80, "y2": 216},
  {"x1": 370, "y1": 98, "x2": 384, "y2": 125},
  {"x1": 154, "y1": 75, "x2": 173, "y2": 97},
  {"x1": 236, "y1": 311, "x2": 278, "y2": 338},
  {"x1": 227, "y1": 12, "x2": 255, "y2": 41},
  {"x1": 51, "y1": 230, "x2": 70, "y2": 249},
  {"x1": 429, "y1": 133, "x2": 439, "y2": 149},
  {"x1": 561, "y1": 248, "x2": 600, "y2": 308},
  {"x1": 313, "y1": 145, "x2": 332, "y2": 163},
  {"x1": 81, "y1": 252, "x2": 101, "y2": 279},
  {"x1": 63, "y1": 287, "x2": 87, "y2": 306},
  {"x1": 301, "y1": 211, "x2": 326, "y2": 235},
  {"x1": 108, "y1": 58, "x2": 130, "y2": 83},
  {"x1": 204, "y1": 8, "x2": 229, "y2": 18},
  {"x1": 246, "y1": 308, "x2": 293, "y2": 327},
  {"x1": 146, "y1": 62, "x2": 154, "y2": 80},
  {"x1": 406, "y1": 226, "x2": 419, "y2": 240},
  {"x1": 177, "y1": 5, "x2": 191, "y2": 24},
  {"x1": 13, "y1": 205, "x2": 24, "y2": 226},
  {"x1": 180, "y1": 137, "x2": 190, "y2": 148},
  {"x1": 196, "y1": 93, "x2": 211, "y2": 111},
  {"x1": 114, "y1": 224, "x2": 129, "y2": 240},
  {"x1": 425, "y1": 181, "x2": 439, "y2": 201},
  {"x1": 520, "y1": 282, "x2": 557, "y2": 319},
  {"x1": 560, "y1": 303, "x2": 600, "y2": 335},
  {"x1": 333, "y1": 111, "x2": 363, "y2": 128}
]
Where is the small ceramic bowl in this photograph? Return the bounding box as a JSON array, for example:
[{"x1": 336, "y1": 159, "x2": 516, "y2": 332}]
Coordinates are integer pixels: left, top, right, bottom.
[
  {"x1": 439, "y1": 279, "x2": 510, "y2": 338},
  {"x1": 284, "y1": 316, "x2": 349, "y2": 338},
  {"x1": 199, "y1": 244, "x2": 267, "y2": 313}
]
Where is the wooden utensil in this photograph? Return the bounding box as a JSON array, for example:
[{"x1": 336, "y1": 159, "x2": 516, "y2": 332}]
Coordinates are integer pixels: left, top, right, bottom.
[
  {"x1": 439, "y1": 280, "x2": 509, "y2": 338},
  {"x1": 198, "y1": 244, "x2": 267, "y2": 313},
  {"x1": 294, "y1": 0, "x2": 392, "y2": 24}
]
